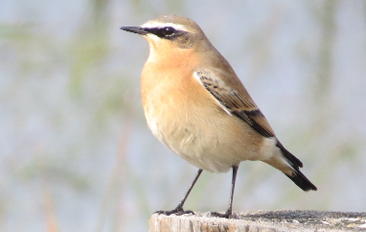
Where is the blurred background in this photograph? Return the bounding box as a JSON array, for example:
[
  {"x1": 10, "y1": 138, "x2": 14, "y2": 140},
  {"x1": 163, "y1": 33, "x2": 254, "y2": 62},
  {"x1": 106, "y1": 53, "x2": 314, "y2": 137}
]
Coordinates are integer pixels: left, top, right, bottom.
[{"x1": 1, "y1": 0, "x2": 366, "y2": 231}]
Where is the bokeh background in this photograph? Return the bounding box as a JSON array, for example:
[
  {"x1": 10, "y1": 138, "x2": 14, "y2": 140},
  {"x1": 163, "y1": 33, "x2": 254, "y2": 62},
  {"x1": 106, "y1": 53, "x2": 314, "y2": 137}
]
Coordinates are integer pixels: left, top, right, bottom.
[{"x1": 1, "y1": 0, "x2": 366, "y2": 231}]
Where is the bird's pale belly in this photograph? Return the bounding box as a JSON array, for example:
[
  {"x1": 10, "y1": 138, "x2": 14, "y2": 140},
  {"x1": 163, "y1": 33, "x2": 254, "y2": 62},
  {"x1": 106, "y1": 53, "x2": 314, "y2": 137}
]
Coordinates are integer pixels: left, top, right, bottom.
[{"x1": 143, "y1": 95, "x2": 266, "y2": 173}]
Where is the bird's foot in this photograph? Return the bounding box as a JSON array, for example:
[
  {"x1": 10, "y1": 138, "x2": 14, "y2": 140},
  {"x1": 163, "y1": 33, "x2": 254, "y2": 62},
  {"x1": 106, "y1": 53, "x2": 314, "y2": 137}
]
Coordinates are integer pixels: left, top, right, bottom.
[
  {"x1": 154, "y1": 206, "x2": 194, "y2": 216},
  {"x1": 210, "y1": 210, "x2": 235, "y2": 219}
]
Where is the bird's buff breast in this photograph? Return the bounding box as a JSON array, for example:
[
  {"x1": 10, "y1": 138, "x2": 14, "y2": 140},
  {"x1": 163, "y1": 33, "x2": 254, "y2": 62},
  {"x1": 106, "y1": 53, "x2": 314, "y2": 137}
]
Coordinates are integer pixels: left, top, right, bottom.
[
  {"x1": 141, "y1": 73, "x2": 263, "y2": 172},
  {"x1": 143, "y1": 96, "x2": 235, "y2": 172}
]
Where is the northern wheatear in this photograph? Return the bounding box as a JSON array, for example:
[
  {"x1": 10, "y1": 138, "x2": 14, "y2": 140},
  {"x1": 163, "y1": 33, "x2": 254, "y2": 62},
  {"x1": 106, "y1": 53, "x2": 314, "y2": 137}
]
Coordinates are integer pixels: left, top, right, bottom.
[{"x1": 121, "y1": 14, "x2": 317, "y2": 218}]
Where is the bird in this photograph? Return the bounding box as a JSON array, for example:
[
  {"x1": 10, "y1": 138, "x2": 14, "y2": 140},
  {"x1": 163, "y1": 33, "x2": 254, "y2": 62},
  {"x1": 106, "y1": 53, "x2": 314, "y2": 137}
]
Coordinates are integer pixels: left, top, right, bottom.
[{"x1": 121, "y1": 14, "x2": 317, "y2": 218}]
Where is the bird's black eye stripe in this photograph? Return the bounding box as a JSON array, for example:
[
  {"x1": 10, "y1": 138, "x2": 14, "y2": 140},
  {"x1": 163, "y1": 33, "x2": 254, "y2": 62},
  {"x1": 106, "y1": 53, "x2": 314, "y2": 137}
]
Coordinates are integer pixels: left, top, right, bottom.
[
  {"x1": 144, "y1": 27, "x2": 182, "y2": 39},
  {"x1": 163, "y1": 27, "x2": 175, "y2": 35}
]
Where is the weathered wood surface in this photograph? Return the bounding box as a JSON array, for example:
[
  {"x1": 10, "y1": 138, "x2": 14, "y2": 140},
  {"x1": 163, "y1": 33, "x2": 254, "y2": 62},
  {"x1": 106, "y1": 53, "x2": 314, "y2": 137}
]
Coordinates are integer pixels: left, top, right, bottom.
[{"x1": 149, "y1": 210, "x2": 366, "y2": 232}]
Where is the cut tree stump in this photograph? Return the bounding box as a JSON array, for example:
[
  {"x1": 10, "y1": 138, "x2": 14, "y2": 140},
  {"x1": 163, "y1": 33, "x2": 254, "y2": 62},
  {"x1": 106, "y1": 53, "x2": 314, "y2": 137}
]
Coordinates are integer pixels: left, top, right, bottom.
[{"x1": 149, "y1": 210, "x2": 366, "y2": 232}]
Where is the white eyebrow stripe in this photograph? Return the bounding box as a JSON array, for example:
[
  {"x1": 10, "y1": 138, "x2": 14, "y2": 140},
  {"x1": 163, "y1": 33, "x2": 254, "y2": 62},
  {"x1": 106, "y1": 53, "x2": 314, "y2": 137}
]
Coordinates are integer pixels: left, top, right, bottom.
[{"x1": 141, "y1": 22, "x2": 188, "y2": 31}]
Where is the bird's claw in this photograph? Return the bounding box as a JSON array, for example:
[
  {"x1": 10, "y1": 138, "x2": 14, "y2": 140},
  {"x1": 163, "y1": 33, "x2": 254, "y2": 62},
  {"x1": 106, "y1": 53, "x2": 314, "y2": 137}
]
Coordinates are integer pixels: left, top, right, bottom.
[
  {"x1": 210, "y1": 211, "x2": 235, "y2": 219},
  {"x1": 154, "y1": 206, "x2": 194, "y2": 216}
]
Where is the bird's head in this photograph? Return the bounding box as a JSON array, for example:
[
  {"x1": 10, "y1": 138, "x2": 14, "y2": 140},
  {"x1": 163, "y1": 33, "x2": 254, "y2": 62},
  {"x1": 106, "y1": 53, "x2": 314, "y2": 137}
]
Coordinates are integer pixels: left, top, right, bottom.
[{"x1": 121, "y1": 15, "x2": 213, "y2": 61}]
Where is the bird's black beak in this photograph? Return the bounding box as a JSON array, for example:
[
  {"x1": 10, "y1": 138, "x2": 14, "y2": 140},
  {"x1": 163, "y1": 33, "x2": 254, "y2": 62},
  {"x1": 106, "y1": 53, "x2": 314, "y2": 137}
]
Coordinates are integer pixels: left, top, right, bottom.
[{"x1": 120, "y1": 26, "x2": 148, "y2": 35}]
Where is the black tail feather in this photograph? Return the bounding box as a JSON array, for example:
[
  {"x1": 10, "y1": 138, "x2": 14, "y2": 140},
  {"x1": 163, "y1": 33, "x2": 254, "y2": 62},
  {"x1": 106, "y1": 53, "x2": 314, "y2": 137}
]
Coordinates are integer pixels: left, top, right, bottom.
[
  {"x1": 286, "y1": 169, "x2": 317, "y2": 191},
  {"x1": 276, "y1": 141, "x2": 303, "y2": 168},
  {"x1": 276, "y1": 141, "x2": 317, "y2": 191}
]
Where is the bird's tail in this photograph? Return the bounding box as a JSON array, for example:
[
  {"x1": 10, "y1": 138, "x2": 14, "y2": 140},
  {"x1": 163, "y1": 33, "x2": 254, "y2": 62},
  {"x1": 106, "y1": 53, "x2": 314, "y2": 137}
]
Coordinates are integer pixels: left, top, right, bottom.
[{"x1": 276, "y1": 141, "x2": 317, "y2": 191}]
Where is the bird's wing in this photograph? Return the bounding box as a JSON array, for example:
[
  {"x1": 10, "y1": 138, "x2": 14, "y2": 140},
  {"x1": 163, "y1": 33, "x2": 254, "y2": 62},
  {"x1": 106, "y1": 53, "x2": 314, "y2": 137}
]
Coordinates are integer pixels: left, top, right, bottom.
[{"x1": 194, "y1": 69, "x2": 275, "y2": 138}]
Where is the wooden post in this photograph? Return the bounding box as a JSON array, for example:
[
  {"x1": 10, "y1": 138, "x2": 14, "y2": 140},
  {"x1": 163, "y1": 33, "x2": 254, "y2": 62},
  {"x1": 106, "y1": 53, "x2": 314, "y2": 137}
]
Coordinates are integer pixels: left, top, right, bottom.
[{"x1": 149, "y1": 210, "x2": 366, "y2": 232}]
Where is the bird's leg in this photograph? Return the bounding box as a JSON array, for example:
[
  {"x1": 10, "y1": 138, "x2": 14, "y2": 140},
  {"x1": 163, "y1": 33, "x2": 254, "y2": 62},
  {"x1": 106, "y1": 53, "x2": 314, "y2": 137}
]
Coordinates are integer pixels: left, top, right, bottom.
[
  {"x1": 155, "y1": 169, "x2": 203, "y2": 216},
  {"x1": 210, "y1": 165, "x2": 239, "y2": 218}
]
